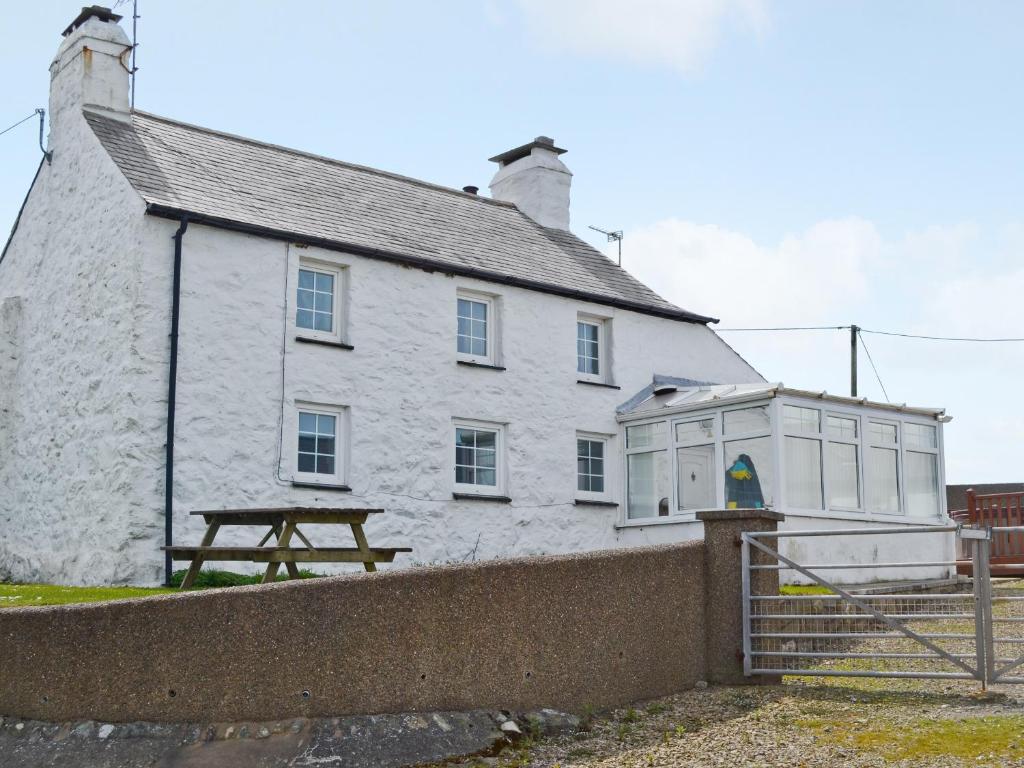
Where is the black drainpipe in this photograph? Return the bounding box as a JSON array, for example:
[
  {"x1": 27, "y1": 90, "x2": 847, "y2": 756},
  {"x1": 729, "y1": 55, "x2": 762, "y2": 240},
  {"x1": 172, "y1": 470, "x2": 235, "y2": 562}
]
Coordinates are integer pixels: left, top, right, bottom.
[{"x1": 165, "y1": 215, "x2": 189, "y2": 585}]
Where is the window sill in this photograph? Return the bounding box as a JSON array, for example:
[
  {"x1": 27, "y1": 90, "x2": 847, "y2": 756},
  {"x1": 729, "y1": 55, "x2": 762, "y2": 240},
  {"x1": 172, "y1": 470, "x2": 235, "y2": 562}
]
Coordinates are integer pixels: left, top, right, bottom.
[
  {"x1": 296, "y1": 336, "x2": 354, "y2": 350},
  {"x1": 576, "y1": 379, "x2": 621, "y2": 390},
  {"x1": 785, "y1": 509, "x2": 948, "y2": 526},
  {"x1": 615, "y1": 514, "x2": 699, "y2": 530},
  {"x1": 457, "y1": 360, "x2": 506, "y2": 371},
  {"x1": 575, "y1": 499, "x2": 619, "y2": 508},
  {"x1": 291, "y1": 481, "x2": 352, "y2": 492},
  {"x1": 452, "y1": 492, "x2": 512, "y2": 503}
]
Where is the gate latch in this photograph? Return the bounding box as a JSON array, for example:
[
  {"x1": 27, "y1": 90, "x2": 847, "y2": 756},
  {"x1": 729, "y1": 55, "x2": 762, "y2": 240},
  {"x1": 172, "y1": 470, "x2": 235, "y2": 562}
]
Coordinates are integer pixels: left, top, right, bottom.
[{"x1": 959, "y1": 526, "x2": 991, "y2": 540}]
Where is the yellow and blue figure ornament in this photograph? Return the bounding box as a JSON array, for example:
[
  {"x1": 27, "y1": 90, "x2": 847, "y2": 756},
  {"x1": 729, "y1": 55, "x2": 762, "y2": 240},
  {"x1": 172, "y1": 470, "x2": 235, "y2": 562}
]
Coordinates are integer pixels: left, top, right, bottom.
[{"x1": 725, "y1": 453, "x2": 764, "y2": 509}]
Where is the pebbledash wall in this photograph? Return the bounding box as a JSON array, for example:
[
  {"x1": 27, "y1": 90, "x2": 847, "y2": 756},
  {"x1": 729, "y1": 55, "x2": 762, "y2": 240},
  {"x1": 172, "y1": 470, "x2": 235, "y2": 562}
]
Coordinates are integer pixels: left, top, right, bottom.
[
  {"x1": 0, "y1": 16, "x2": 762, "y2": 586},
  {"x1": 0, "y1": 512, "x2": 781, "y2": 724}
]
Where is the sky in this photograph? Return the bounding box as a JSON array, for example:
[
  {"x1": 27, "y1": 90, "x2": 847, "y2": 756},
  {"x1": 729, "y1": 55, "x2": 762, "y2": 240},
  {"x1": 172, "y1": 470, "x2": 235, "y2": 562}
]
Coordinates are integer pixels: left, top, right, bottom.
[{"x1": 2, "y1": 1, "x2": 1022, "y2": 483}]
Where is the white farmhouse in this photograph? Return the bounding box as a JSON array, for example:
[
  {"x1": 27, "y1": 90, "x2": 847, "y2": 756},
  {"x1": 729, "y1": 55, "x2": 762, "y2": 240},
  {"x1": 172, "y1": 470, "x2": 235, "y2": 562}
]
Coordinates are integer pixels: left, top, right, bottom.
[{"x1": 0, "y1": 8, "x2": 952, "y2": 587}]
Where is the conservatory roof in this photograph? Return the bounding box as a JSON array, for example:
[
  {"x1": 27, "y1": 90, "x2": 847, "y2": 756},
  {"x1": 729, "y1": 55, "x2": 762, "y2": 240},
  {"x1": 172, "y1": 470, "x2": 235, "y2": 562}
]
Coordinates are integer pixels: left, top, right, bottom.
[{"x1": 617, "y1": 379, "x2": 948, "y2": 421}]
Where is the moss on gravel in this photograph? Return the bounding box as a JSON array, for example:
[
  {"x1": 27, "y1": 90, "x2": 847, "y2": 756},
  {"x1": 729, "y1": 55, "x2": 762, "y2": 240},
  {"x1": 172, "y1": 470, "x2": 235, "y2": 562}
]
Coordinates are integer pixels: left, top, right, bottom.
[{"x1": 800, "y1": 712, "x2": 1024, "y2": 762}]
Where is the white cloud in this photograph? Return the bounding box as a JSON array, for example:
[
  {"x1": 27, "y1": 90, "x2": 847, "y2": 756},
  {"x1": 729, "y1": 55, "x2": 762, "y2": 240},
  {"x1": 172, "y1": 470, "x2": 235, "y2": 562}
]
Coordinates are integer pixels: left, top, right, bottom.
[
  {"x1": 512, "y1": 0, "x2": 768, "y2": 74},
  {"x1": 611, "y1": 216, "x2": 1024, "y2": 483}
]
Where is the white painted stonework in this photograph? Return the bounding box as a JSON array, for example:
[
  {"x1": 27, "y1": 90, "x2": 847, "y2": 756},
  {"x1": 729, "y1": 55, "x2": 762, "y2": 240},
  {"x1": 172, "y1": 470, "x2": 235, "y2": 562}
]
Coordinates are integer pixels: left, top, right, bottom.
[
  {"x1": 489, "y1": 139, "x2": 573, "y2": 231},
  {"x1": 0, "y1": 12, "x2": 952, "y2": 587}
]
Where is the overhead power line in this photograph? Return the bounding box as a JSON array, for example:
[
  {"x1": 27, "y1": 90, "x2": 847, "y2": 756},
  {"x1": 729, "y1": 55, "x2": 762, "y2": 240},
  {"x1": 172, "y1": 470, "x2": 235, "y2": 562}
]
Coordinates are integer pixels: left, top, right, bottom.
[
  {"x1": 0, "y1": 112, "x2": 37, "y2": 137},
  {"x1": 716, "y1": 325, "x2": 1024, "y2": 342},
  {"x1": 859, "y1": 328, "x2": 1024, "y2": 343},
  {"x1": 716, "y1": 325, "x2": 851, "y2": 332}
]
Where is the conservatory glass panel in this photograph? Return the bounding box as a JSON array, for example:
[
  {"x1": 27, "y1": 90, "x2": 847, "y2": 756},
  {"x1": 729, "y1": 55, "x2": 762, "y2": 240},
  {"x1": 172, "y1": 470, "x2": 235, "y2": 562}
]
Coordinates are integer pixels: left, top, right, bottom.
[
  {"x1": 722, "y1": 406, "x2": 770, "y2": 435},
  {"x1": 905, "y1": 450, "x2": 940, "y2": 517},
  {"x1": 626, "y1": 422, "x2": 667, "y2": 449},
  {"x1": 827, "y1": 441, "x2": 860, "y2": 509},
  {"x1": 869, "y1": 422, "x2": 898, "y2": 444},
  {"x1": 866, "y1": 446, "x2": 900, "y2": 513},
  {"x1": 627, "y1": 450, "x2": 669, "y2": 519},
  {"x1": 827, "y1": 415, "x2": 857, "y2": 440},
  {"x1": 785, "y1": 436, "x2": 824, "y2": 509},
  {"x1": 783, "y1": 405, "x2": 820, "y2": 435},
  {"x1": 724, "y1": 436, "x2": 773, "y2": 508},
  {"x1": 675, "y1": 418, "x2": 715, "y2": 444},
  {"x1": 676, "y1": 444, "x2": 716, "y2": 510},
  {"x1": 904, "y1": 423, "x2": 937, "y2": 451}
]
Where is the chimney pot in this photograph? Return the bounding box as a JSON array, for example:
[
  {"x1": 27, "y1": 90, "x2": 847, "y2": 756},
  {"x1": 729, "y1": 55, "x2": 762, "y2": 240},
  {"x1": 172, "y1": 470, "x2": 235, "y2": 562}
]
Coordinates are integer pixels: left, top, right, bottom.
[
  {"x1": 62, "y1": 6, "x2": 123, "y2": 37},
  {"x1": 462, "y1": 185, "x2": 479, "y2": 195}
]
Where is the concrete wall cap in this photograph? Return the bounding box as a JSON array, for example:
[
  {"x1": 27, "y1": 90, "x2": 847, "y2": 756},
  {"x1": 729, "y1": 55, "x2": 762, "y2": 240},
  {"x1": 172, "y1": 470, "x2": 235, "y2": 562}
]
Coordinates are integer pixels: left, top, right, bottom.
[{"x1": 695, "y1": 508, "x2": 785, "y2": 522}]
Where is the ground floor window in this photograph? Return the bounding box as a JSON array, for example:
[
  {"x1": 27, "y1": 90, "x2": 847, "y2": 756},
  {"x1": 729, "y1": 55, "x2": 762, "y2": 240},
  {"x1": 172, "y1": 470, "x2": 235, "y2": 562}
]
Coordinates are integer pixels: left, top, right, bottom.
[
  {"x1": 626, "y1": 422, "x2": 669, "y2": 518},
  {"x1": 294, "y1": 403, "x2": 347, "y2": 485},
  {"x1": 577, "y1": 437, "x2": 605, "y2": 493},
  {"x1": 454, "y1": 421, "x2": 504, "y2": 495}
]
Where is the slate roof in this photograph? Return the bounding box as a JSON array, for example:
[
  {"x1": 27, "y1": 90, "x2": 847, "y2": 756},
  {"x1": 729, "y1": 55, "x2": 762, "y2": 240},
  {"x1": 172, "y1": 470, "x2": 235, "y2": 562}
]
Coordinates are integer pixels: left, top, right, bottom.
[{"x1": 84, "y1": 109, "x2": 714, "y2": 323}]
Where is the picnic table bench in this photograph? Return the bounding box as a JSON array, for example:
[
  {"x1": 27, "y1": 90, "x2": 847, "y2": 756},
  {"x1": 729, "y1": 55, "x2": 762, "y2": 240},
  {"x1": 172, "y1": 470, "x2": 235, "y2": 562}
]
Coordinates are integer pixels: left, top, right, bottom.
[{"x1": 163, "y1": 507, "x2": 411, "y2": 589}]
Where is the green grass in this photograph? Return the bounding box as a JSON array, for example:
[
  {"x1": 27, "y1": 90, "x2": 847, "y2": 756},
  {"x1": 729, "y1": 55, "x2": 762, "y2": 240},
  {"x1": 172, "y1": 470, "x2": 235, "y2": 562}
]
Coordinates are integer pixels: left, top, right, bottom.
[
  {"x1": 0, "y1": 569, "x2": 326, "y2": 608},
  {"x1": 167, "y1": 568, "x2": 322, "y2": 588},
  {"x1": 780, "y1": 584, "x2": 834, "y2": 595},
  {"x1": 0, "y1": 583, "x2": 175, "y2": 607}
]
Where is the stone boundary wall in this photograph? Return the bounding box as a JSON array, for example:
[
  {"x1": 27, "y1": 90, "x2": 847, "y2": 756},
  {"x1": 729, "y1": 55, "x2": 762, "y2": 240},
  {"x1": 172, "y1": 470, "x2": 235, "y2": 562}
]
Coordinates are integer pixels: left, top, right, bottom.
[{"x1": 0, "y1": 511, "x2": 780, "y2": 723}]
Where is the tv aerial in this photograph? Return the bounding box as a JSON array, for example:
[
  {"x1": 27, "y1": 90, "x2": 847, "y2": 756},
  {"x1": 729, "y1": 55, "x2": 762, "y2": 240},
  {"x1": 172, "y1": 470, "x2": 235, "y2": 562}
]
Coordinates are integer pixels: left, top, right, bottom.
[{"x1": 588, "y1": 225, "x2": 623, "y2": 265}]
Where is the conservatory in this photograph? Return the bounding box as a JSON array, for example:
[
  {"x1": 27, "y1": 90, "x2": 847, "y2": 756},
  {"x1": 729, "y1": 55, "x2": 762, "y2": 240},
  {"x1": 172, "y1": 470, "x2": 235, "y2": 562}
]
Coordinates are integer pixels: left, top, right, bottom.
[{"x1": 617, "y1": 380, "x2": 950, "y2": 526}]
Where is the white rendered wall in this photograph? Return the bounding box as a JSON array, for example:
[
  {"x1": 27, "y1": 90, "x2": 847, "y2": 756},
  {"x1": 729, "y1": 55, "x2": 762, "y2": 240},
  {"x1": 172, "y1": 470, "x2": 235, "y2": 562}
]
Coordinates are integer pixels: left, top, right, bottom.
[
  {"x1": 152, "y1": 225, "x2": 762, "y2": 585},
  {"x1": 611, "y1": 516, "x2": 954, "y2": 585},
  {"x1": 0, "y1": 112, "x2": 160, "y2": 585}
]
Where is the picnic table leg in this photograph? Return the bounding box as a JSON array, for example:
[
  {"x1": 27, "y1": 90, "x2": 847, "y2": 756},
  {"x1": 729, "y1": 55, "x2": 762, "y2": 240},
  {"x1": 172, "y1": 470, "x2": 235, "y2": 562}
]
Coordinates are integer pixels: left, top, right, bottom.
[
  {"x1": 350, "y1": 522, "x2": 377, "y2": 573},
  {"x1": 277, "y1": 526, "x2": 302, "y2": 580},
  {"x1": 180, "y1": 522, "x2": 221, "y2": 590},
  {"x1": 262, "y1": 522, "x2": 295, "y2": 583}
]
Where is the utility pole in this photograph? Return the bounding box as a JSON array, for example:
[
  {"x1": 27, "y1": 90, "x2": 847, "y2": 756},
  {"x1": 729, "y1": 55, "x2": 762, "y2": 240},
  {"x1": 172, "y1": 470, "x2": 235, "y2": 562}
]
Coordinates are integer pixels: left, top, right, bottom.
[{"x1": 850, "y1": 324, "x2": 859, "y2": 397}]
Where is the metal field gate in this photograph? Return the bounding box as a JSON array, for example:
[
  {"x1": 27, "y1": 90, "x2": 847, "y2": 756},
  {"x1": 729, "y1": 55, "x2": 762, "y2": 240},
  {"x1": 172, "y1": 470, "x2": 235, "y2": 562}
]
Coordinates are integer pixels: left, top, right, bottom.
[{"x1": 741, "y1": 525, "x2": 1024, "y2": 688}]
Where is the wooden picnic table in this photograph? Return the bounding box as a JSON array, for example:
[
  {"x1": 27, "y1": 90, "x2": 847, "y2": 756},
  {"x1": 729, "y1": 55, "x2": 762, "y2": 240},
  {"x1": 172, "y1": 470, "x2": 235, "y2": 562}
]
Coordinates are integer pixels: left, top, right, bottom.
[{"x1": 162, "y1": 507, "x2": 411, "y2": 589}]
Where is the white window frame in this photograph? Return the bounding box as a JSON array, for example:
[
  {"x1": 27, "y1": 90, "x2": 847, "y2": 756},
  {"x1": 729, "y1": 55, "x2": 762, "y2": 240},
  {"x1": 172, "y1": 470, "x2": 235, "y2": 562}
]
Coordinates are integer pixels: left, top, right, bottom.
[
  {"x1": 779, "y1": 404, "x2": 825, "y2": 512},
  {"x1": 624, "y1": 417, "x2": 671, "y2": 520},
  {"x1": 456, "y1": 290, "x2": 497, "y2": 365},
  {"x1": 720, "y1": 403, "x2": 775, "y2": 512},
  {"x1": 902, "y1": 419, "x2": 943, "y2": 519},
  {"x1": 865, "y1": 417, "x2": 902, "y2": 516},
  {"x1": 672, "y1": 412, "x2": 721, "y2": 514},
  {"x1": 576, "y1": 315, "x2": 609, "y2": 383},
  {"x1": 824, "y1": 411, "x2": 863, "y2": 513},
  {"x1": 295, "y1": 260, "x2": 346, "y2": 344},
  {"x1": 292, "y1": 402, "x2": 348, "y2": 487},
  {"x1": 453, "y1": 419, "x2": 507, "y2": 496},
  {"x1": 576, "y1": 431, "x2": 613, "y2": 502}
]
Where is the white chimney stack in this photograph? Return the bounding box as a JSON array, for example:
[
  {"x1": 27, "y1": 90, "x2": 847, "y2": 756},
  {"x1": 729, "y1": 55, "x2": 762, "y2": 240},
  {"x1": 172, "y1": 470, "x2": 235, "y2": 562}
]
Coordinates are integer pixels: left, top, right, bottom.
[
  {"x1": 48, "y1": 6, "x2": 131, "y2": 154},
  {"x1": 488, "y1": 136, "x2": 572, "y2": 231}
]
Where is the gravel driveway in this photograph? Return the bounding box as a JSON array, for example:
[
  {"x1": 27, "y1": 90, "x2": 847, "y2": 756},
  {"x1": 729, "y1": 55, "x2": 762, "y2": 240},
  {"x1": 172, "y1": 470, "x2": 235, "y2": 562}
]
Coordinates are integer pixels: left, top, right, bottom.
[{"x1": 499, "y1": 678, "x2": 1024, "y2": 768}]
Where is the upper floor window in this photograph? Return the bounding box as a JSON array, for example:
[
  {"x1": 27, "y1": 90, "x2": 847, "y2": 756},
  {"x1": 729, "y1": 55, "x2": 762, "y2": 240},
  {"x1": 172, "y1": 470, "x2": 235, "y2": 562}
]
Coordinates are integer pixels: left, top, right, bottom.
[
  {"x1": 577, "y1": 315, "x2": 610, "y2": 383},
  {"x1": 296, "y1": 262, "x2": 344, "y2": 343},
  {"x1": 457, "y1": 292, "x2": 496, "y2": 364}
]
